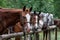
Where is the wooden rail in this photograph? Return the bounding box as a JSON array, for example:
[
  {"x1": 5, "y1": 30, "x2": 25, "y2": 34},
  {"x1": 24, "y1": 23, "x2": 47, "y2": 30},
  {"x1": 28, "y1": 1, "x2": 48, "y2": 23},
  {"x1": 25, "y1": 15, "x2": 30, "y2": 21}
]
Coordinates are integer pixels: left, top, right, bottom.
[{"x1": 0, "y1": 25, "x2": 57, "y2": 40}]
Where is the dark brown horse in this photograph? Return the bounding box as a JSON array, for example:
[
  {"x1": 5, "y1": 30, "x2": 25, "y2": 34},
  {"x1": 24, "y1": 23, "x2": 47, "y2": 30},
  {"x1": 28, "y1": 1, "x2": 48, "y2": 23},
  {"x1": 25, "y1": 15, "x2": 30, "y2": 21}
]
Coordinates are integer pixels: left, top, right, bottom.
[
  {"x1": 30, "y1": 11, "x2": 41, "y2": 40},
  {"x1": 54, "y1": 19, "x2": 60, "y2": 28},
  {"x1": 0, "y1": 6, "x2": 32, "y2": 40},
  {"x1": 0, "y1": 8, "x2": 23, "y2": 35}
]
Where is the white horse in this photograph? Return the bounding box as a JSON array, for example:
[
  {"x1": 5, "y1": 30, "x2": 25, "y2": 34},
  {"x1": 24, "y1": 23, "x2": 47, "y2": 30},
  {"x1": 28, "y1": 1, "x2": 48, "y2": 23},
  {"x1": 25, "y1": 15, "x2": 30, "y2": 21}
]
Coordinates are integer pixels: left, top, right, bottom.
[
  {"x1": 39, "y1": 12, "x2": 54, "y2": 29},
  {"x1": 39, "y1": 12, "x2": 55, "y2": 40}
]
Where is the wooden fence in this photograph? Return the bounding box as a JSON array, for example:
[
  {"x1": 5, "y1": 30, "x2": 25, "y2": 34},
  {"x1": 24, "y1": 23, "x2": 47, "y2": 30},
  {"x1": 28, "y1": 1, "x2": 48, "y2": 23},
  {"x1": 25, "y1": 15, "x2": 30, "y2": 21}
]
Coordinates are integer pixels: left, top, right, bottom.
[{"x1": 0, "y1": 25, "x2": 57, "y2": 40}]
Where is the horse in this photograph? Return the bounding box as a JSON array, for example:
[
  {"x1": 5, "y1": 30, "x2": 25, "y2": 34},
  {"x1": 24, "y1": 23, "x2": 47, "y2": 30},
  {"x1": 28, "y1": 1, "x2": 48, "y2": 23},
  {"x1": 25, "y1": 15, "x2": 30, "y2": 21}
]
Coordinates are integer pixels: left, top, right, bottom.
[
  {"x1": 38, "y1": 12, "x2": 54, "y2": 40},
  {"x1": 0, "y1": 8, "x2": 23, "y2": 35},
  {"x1": 29, "y1": 11, "x2": 41, "y2": 40},
  {"x1": 13, "y1": 6, "x2": 32, "y2": 40},
  {"x1": 54, "y1": 19, "x2": 60, "y2": 28},
  {"x1": 0, "y1": 6, "x2": 32, "y2": 40},
  {"x1": 14, "y1": 10, "x2": 40, "y2": 40}
]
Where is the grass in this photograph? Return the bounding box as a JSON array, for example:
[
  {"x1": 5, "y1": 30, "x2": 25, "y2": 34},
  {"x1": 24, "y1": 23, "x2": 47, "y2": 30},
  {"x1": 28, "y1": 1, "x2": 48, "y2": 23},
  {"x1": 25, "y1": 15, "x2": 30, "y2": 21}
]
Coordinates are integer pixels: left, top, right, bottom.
[
  {"x1": 51, "y1": 31, "x2": 60, "y2": 40},
  {"x1": 39, "y1": 31, "x2": 60, "y2": 40},
  {"x1": 10, "y1": 31, "x2": 60, "y2": 40}
]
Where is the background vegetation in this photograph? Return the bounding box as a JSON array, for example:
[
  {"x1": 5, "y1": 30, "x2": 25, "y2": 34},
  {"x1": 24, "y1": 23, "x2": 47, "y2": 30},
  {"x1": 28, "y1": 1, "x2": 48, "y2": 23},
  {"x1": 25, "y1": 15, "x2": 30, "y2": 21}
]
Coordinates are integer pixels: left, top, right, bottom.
[{"x1": 0, "y1": 0, "x2": 60, "y2": 18}]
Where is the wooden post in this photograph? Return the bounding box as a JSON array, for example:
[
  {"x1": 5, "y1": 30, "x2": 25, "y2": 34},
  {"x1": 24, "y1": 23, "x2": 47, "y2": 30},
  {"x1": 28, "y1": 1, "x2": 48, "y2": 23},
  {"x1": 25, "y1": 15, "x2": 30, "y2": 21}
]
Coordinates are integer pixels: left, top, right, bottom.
[
  {"x1": 49, "y1": 30, "x2": 51, "y2": 40},
  {"x1": 24, "y1": 32, "x2": 26, "y2": 40},
  {"x1": 36, "y1": 33, "x2": 39, "y2": 40},
  {"x1": 43, "y1": 31, "x2": 46, "y2": 40},
  {"x1": 55, "y1": 28, "x2": 57, "y2": 40},
  {"x1": 30, "y1": 34, "x2": 32, "y2": 40},
  {"x1": 23, "y1": 28, "x2": 26, "y2": 40},
  {"x1": 0, "y1": 36, "x2": 3, "y2": 40},
  {"x1": 43, "y1": 31, "x2": 44, "y2": 40},
  {"x1": 46, "y1": 31, "x2": 47, "y2": 40}
]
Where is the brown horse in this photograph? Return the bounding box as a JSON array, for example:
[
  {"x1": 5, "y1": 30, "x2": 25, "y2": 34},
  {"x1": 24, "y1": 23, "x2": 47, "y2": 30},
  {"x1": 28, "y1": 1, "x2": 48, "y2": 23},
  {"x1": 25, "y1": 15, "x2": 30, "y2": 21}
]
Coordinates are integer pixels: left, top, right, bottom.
[
  {"x1": 14, "y1": 11, "x2": 40, "y2": 40},
  {"x1": 13, "y1": 6, "x2": 32, "y2": 40},
  {"x1": 0, "y1": 7, "x2": 31, "y2": 40},
  {"x1": 30, "y1": 11, "x2": 41, "y2": 40},
  {"x1": 54, "y1": 19, "x2": 60, "y2": 28},
  {"x1": 38, "y1": 12, "x2": 55, "y2": 40},
  {"x1": 0, "y1": 8, "x2": 23, "y2": 35}
]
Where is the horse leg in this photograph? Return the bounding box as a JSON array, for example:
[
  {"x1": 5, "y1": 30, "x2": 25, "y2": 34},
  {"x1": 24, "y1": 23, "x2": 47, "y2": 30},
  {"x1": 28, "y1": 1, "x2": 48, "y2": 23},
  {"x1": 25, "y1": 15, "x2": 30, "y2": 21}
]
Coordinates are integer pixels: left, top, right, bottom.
[
  {"x1": 48, "y1": 30, "x2": 51, "y2": 40},
  {"x1": 30, "y1": 34, "x2": 32, "y2": 40},
  {"x1": 5, "y1": 28, "x2": 11, "y2": 40},
  {"x1": 35, "y1": 33, "x2": 39, "y2": 40},
  {"x1": 55, "y1": 28, "x2": 57, "y2": 40},
  {"x1": 46, "y1": 30, "x2": 49, "y2": 40},
  {"x1": 7, "y1": 26, "x2": 14, "y2": 40},
  {"x1": 43, "y1": 31, "x2": 46, "y2": 40},
  {"x1": 46, "y1": 30, "x2": 48, "y2": 40},
  {"x1": 46, "y1": 30, "x2": 50, "y2": 40}
]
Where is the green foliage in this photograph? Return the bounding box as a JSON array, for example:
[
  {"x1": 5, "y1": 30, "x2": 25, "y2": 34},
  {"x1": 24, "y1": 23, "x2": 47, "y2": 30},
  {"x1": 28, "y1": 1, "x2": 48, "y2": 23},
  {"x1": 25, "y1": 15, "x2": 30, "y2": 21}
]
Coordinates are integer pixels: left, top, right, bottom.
[
  {"x1": 54, "y1": 0, "x2": 60, "y2": 18},
  {"x1": 0, "y1": 0, "x2": 60, "y2": 18},
  {"x1": 41, "y1": 0, "x2": 54, "y2": 13}
]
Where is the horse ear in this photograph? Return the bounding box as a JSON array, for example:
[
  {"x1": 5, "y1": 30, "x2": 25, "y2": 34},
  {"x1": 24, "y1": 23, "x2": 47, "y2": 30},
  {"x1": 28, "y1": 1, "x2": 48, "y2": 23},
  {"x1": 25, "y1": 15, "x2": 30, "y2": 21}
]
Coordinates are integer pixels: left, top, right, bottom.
[
  {"x1": 30, "y1": 7, "x2": 32, "y2": 12},
  {"x1": 23, "y1": 6, "x2": 26, "y2": 11},
  {"x1": 34, "y1": 11, "x2": 36, "y2": 15},
  {"x1": 39, "y1": 11, "x2": 41, "y2": 14}
]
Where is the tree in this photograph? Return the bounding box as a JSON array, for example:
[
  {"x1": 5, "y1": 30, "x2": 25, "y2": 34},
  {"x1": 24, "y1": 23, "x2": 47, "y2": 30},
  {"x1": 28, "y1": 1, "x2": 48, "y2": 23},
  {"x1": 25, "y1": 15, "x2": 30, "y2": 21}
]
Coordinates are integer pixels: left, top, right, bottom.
[
  {"x1": 0, "y1": 0, "x2": 58, "y2": 18},
  {"x1": 54, "y1": 0, "x2": 60, "y2": 18}
]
